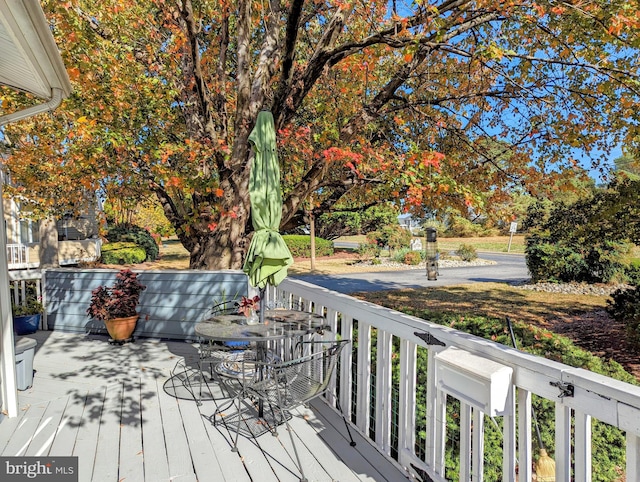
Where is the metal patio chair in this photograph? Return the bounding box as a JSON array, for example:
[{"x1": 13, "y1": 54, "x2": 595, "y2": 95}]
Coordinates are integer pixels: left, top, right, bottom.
[
  {"x1": 223, "y1": 338, "x2": 355, "y2": 482},
  {"x1": 195, "y1": 300, "x2": 253, "y2": 403}
]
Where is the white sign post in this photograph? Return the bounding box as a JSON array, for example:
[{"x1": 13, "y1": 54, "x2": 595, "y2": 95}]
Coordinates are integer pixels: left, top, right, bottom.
[{"x1": 507, "y1": 222, "x2": 517, "y2": 252}]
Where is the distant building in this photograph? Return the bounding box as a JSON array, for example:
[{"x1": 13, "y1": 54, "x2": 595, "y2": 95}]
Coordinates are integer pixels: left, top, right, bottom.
[
  {"x1": 2, "y1": 171, "x2": 102, "y2": 269},
  {"x1": 398, "y1": 214, "x2": 422, "y2": 234}
]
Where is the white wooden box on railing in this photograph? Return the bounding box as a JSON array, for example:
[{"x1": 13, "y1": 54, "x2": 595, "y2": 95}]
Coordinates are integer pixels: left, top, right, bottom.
[{"x1": 435, "y1": 347, "x2": 513, "y2": 417}]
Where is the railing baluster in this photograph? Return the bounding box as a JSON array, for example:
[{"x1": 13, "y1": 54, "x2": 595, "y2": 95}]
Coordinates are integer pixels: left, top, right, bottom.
[
  {"x1": 355, "y1": 322, "x2": 371, "y2": 435},
  {"x1": 517, "y1": 389, "x2": 533, "y2": 482},
  {"x1": 397, "y1": 339, "x2": 416, "y2": 468},
  {"x1": 20, "y1": 280, "x2": 26, "y2": 305},
  {"x1": 555, "y1": 404, "x2": 572, "y2": 482},
  {"x1": 425, "y1": 348, "x2": 438, "y2": 469},
  {"x1": 375, "y1": 330, "x2": 393, "y2": 454},
  {"x1": 472, "y1": 408, "x2": 485, "y2": 481},
  {"x1": 574, "y1": 410, "x2": 592, "y2": 482},
  {"x1": 433, "y1": 367, "x2": 447, "y2": 475},
  {"x1": 503, "y1": 387, "x2": 516, "y2": 481},
  {"x1": 339, "y1": 314, "x2": 354, "y2": 426},
  {"x1": 460, "y1": 402, "x2": 472, "y2": 481},
  {"x1": 627, "y1": 432, "x2": 640, "y2": 482}
]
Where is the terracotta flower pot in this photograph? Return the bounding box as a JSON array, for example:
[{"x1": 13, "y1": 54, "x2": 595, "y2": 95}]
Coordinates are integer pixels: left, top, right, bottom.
[{"x1": 104, "y1": 315, "x2": 138, "y2": 341}]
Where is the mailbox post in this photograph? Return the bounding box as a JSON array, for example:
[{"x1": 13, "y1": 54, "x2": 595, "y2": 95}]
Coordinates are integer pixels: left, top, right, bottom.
[{"x1": 425, "y1": 228, "x2": 438, "y2": 280}]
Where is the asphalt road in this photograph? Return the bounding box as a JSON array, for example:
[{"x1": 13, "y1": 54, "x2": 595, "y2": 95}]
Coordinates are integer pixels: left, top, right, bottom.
[{"x1": 291, "y1": 252, "x2": 530, "y2": 294}]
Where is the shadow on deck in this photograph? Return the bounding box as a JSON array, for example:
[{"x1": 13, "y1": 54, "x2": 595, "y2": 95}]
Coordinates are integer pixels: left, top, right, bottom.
[{"x1": 0, "y1": 331, "x2": 408, "y2": 482}]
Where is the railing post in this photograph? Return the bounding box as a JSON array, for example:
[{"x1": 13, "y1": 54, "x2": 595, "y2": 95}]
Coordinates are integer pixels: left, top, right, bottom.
[
  {"x1": 627, "y1": 433, "x2": 640, "y2": 482},
  {"x1": 356, "y1": 322, "x2": 372, "y2": 436},
  {"x1": 503, "y1": 386, "x2": 516, "y2": 481},
  {"x1": 397, "y1": 340, "x2": 416, "y2": 468},
  {"x1": 340, "y1": 314, "x2": 354, "y2": 426},
  {"x1": 460, "y1": 402, "x2": 472, "y2": 481},
  {"x1": 574, "y1": 410, "x2": 592, "y2": 482},
  {"x1": 555, "y1": 404, "x2": 572, "y2": 482},
  {"x1": 517, "y1": 389, "x2": 533, "y2": 482},
  {"x1": 375, "y1": 330, "x2": 393, "y2": 454},
  {"x1": 471, "y1": 408, "x2": 484, "y2": 481},
  {"x1": 425, "y1": 348, "x2": 437, "y2": 468},
  {"x1": 619, "y1": 402, "x2": 640, "y2": 482}
]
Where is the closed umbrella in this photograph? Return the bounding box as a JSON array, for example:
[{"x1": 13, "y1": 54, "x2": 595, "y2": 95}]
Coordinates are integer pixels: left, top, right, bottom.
[{"x1": 242, "y1": 110, "x2": 293, "y2": 321}]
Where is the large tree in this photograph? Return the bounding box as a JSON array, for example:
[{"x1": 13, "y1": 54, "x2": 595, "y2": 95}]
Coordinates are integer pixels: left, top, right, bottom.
[{"x1": 2, "y1": 0, "x2": 640, "y2": 269}]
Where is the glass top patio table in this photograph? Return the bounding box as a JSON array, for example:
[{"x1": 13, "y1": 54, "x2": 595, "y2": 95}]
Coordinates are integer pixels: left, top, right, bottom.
[{"x1": 195, "y1": 309, "x2": 328, "y2": 343}]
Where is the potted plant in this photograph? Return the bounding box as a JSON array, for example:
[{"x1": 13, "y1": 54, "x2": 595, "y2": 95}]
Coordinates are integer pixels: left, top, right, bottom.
[
  {"x1": 12, "y1": 297, "x2": 44, "y2": 335},
  {"x1": 238, "y1": 295, "x2": 260, "y2": 324},
  {"x1": 86, "y1": 269, "x2": 146, "y2": 342}
]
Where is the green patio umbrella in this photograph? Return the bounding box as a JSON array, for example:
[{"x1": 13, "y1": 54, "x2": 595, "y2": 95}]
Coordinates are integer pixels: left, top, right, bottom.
[{"x1": 242, "y1": 110, "x2": 293, "y2": 315}]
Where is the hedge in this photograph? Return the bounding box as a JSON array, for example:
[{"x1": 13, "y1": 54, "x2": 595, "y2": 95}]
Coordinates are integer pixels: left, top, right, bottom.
[
  {"x1": 283, "y1": 235, "x2": 334, "y2": 257},
  {"x1": 101, "y1": 242, "x2": 147, "y2": 265}
]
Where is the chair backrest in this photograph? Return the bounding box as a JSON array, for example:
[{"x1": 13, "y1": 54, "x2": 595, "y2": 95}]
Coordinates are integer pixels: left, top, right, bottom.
[
  {"x1": 200, "y1": 299, "x2": 251, "y2": 348},
  {"x1": 200, "y1": 300, "x2": 241, "y2": 321},
  {"x1": 268, "y1": 339, "x2": 349, "y2": 409}
]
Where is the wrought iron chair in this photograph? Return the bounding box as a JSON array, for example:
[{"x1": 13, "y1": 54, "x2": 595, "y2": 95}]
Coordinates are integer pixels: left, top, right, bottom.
[
  {"x1": 195, "y1": 300, "x2": 253, "y2": 403},
  {"x1": 223, "y1": 338, "x2": 355, "y2": 482}
]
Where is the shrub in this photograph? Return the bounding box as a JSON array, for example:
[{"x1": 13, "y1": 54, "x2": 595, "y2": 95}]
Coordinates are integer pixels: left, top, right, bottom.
[
  {"x1": 282, "y1": 235, "x2": 334, "y2": 257},
  {"x1": 525, "y1": 238, "x2": 586, "y2": 282},
  {"x1": 444, "y1": 216, "x2": 497, "y2": 237},
  {"x1": 393, "y1": 247, "x2": 427, "y2": 263},
  {"x1": 106, "y1": 224, "x2": 159, "y2": 261},
  {"x1": 403, "y1": 251, "x2": 422, "y2": 265},
  {"x1": 367, "y1": 225, "x2": 411, "y2": 253},
  {"x1": 101, "y1": 242, "x2": 147, "y2": 264},
  {"x1": 392, "y1": 247, "x2": 410, "y2": 263},
  {"x1": 607, "y1": 286, "x2": 640, "y2": 343},
  {"x1": 526, "y1": 235, "x2": 629, "y2": 283},
  {"x1": 625, "y1": 259, "x2": 640, "y2": 285},
  {"x1": 356, "y1": 242, "x2": 380, "y2": 260},
  {"x1": 456, "y1": 243, "x2": 477, "y2": 261}
]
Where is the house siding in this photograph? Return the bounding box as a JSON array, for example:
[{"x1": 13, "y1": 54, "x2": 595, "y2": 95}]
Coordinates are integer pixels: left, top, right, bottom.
[{"x1": 44, "y1": 268, "x2": 250, "y2": 340}]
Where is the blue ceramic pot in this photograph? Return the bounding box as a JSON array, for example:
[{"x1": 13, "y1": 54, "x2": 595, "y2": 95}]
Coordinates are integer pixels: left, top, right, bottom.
[{"x1": 13, "y1": 313, "x2": 41, "y2": 335}]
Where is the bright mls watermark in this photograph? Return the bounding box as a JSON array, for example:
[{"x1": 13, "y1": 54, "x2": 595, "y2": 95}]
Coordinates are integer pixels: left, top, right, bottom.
[{"x1": 0, "y1": 457, "x2": 78, "y2": 481}]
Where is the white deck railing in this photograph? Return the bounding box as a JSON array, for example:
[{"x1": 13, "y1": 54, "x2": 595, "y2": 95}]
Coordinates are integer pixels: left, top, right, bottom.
[
  {"x1": 6, "y1": 243, "x2": 29, "y2": 269},
  {"x1": 274, "y1": 278, "x2": 640, "y2": 482},
  {"x1": 27, "y1": 268, "x2": 640, "y2": 481},
  {"x1": 8, "y1": 270, "x2": 44, "y2": 330}
]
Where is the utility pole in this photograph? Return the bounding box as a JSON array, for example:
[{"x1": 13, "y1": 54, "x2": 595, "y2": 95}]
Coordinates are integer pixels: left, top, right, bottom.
[{"x1": 309, "y1": 194, "x2": 316, "y2": 271}]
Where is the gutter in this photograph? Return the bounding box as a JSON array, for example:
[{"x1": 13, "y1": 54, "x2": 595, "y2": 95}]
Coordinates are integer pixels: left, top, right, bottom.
[{"x1": 0, "y1": 87, "x2": 64, "y2": 126}]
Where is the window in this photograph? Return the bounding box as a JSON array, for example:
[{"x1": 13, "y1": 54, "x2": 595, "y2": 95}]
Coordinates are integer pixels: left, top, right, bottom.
[{"x1": 19, "y1": 219, "x2": 39, "y2": 244}]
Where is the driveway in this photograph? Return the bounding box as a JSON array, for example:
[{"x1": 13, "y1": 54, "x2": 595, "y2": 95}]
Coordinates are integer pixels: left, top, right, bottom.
[{"x1": 291, "y1": 252, "x2": 529, "y2": 294}]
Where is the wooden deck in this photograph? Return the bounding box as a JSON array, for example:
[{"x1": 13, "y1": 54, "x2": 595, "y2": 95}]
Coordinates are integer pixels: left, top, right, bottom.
[{"x1": 0, "y1": 331, "x2": 408, "y2": 482}]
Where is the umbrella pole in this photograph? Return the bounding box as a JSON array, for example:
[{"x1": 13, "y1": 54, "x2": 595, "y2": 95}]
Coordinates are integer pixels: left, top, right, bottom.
[{"x1": 259, "y1": 287, "x2": 266, "y2": 324}]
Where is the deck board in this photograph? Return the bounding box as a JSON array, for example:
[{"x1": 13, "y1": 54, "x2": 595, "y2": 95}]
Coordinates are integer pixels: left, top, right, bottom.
[
  {"x1": 23, "y1": 395, "x2": 69, "y2": 456},
  {"x1": 47, "y1": 390, "x2": 88, "y2": 456},
  {"x1": 118, "y1": 379, "x2": 144, "y2": 482},
  {"x1": 156, "y1": 384, "x2": 197, "y2": 482},
  {"x1": 140, "y1": 379, "x2": 171, "y2": 482},
  {"x1": 92, "y1": 383, "x2": 124, "y2": 482},
  {"x1": 1, "y1": 331, "x2": 409, "y2": 481},
  {"x1": 2, "y1": 400, "x2": 47, "y2": 456},
  {"x1": 72, "y1": 387, "x2": 106, "y2": 482}
]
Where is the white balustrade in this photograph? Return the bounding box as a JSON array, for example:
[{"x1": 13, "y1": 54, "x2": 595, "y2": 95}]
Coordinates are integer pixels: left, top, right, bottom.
[
  {"x1": 6, "y1": 243, "x2": 28, "y2": 268},
  {"x1": 274, "y1": 278, "x2": 640, "y2": 482}
]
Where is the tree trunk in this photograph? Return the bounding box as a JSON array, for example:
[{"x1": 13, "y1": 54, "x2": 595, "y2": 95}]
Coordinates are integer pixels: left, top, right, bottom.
[
  {"x1": 188, "y1": 213, "x2": 251, "y2": 270},
  {"x1": 38, "y1": 217, "x2": 59, "y2": 269},
  {"x1": 182, "y1": 170, "x2": 252, "y2": 270}
]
